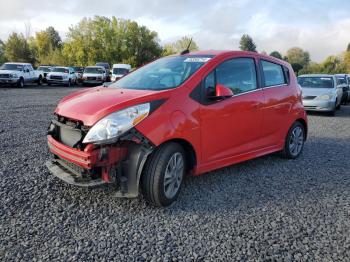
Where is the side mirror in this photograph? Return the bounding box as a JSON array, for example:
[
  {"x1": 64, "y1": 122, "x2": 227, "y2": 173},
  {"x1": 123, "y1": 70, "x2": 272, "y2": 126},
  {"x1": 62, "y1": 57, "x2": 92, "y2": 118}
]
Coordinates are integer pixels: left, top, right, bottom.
[
  {"x1": 109, "y1": 71, "x2": 112, "y2": 75},
  {"x1": 26, "y1": 69, "x2": 29, "y2": 73},
  {"x1": 209, "y1": 84, "x2": 234, "y2": 100}
]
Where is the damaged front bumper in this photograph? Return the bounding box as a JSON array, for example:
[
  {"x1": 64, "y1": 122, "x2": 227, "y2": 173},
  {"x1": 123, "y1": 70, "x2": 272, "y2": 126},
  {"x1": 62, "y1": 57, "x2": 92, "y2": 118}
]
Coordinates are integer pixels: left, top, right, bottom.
[{"x1": 46, "y1": 122, "x2": 153, "y2": 197}]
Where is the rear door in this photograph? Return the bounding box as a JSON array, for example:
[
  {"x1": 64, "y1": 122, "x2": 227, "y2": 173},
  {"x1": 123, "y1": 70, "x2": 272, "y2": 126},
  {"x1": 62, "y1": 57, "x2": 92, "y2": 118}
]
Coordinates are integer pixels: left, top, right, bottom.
[
  {"x1": 259, "y1": 59, "x2": 294, "y2": 147},
  {"x1": 200, "y1": 57, "x2": 264, "y2": 163}
]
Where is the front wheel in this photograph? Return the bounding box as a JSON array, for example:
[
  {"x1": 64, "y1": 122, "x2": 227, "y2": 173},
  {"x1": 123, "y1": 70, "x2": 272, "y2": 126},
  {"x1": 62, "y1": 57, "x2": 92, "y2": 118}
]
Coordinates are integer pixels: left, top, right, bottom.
[
  {"x1": 37, "y1": 76, "x2": 42, "y2": 86},
  {"x1": 281, "y1": 122, "x2": 305, "y2": 159},
  {"x1": 66, "y1": 79, "x2": 71, "y2": 87},
  {"x1": 17, "y1": 78, "x2": 24, "y2": 88},
  {"x1": 141, "y1": 143, "x2": 186, "y2": 207}
]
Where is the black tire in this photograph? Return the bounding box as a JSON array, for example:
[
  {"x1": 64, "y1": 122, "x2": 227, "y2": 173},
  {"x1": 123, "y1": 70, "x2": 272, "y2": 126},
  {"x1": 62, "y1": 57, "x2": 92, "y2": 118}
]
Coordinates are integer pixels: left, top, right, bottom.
[
  {"x1": 48, "y1": 82, "x2": 51, "y2": 86},
  {"x1": 281, "y1": 121, "x2": 305, "y2": 159},
  {"x1": 328, "y1": 109, "x2": 336, "y2": 116},
  {"x1": 17, "y1": 78, "x2": 24, "y2": 88},
  {"x1": 66, "y1": 79, "x2": 71, "y2": 87},
  {"x1": 336, "y1": 103, "x2": 341, "y2": 110},
  {"x1": 141, "y1": 142, "x2": 186, "y2": 207},
  {"x1": 37, "y1": 76, "x2": 42, "y2": 86}
]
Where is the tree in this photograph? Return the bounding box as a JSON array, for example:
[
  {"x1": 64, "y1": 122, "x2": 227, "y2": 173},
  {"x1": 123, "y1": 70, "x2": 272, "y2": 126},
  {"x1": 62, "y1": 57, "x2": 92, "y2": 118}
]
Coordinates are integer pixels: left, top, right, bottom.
[
  {"x1": 299, "y1": 62, "x2": 323, "y2": 74},
  {"x1": 62, "y1": 16, "x2": 162, "y2": 67},
  {"x1": 45, "y1": 26, "x2": 62, "y2": 49},
  {"x1": 269, "y1": 51, "x2": 282, "y2": 59},
  {"x1": 162, "y1": 36, "x2": 199, "y2": 56},
  {"x1": 4, "y1": 32, "x2": 36, "y2": 64},
  {"x1": 322, "y1": 55, "x2": 346, "y2": 74},
  {"x1": 239, "y1": 34, "x2": 256, "y2": 52},
  {"x1": 0, "y1": 39, "x2": 6, "y2": 64},
  {"x1": 285, "y1": 47, "x2": 310, "y2": 74}
]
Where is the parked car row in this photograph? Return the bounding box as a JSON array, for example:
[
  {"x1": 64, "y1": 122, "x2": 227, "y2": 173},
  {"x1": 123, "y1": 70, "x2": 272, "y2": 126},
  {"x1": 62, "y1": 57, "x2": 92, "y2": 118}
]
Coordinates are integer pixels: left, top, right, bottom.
[
  {"x1": 0, "y1": 62, "x2": 132, "y2": 88},
  {"x1": 298, "y1": 74, "x2": 350, "y2": 116}
]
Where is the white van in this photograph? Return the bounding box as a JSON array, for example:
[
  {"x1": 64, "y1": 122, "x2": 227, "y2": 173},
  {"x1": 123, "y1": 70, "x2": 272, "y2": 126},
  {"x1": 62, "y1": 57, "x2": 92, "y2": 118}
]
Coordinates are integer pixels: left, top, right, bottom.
[{"x1": 111, "y1": 64, "x2": 131, "y2": 82}]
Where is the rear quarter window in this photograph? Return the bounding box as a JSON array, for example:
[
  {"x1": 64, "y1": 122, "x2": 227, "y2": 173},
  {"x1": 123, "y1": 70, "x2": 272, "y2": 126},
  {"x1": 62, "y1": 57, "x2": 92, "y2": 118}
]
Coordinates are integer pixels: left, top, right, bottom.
[{"x1": 261, "y1": 60, "x2": 286, "y2": 87}]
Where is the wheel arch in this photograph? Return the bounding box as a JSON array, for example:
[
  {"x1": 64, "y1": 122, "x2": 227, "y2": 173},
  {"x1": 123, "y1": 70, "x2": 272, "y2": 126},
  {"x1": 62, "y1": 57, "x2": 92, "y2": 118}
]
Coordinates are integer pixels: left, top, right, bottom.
[{"x1": 156, "y1": 138, "x2": 197, "y2": 174}]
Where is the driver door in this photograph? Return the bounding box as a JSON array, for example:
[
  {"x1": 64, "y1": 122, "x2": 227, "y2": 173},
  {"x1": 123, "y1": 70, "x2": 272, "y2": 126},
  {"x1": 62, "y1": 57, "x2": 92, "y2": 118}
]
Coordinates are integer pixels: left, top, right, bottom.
[{"x1": 200, "y1": 57, "x2": 264, "y2": 163}]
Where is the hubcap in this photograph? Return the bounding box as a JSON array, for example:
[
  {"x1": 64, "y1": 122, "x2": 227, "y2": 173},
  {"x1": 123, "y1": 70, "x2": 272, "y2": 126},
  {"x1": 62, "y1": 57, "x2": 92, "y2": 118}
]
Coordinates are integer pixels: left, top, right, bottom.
[
  {"x1": 289, "y1": 126, "x2": 304, "y2": 157},
  {"x1": 164, "y1": 152, "x2": 184, "y2": 199}
]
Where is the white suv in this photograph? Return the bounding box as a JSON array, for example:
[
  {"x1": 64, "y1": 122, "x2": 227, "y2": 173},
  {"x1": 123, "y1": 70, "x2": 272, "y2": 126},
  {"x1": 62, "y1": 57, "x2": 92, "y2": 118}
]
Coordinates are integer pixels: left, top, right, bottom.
[
  {"x1": 0, "y1": 62, "x2": 43, "y2": 87},
  {"x1": 82, "y1": 66, "x2": 107, "y2": 86},
  {"x1": 47, "y1": 67, "x2": 77, "y2": 87}
]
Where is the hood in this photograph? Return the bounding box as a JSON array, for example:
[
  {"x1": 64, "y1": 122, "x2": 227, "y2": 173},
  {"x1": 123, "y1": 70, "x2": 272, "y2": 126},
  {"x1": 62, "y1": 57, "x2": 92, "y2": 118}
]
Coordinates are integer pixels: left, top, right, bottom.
[
  {"x1": 0, "y1": 70, "x2": 19, "y2": 74},
  {"x1": 49, "y1": 72, "x2": 69, "y2": 76},
  {"x1": 301, "y1": 87, "x2": 335, "y2": 97},
  {"x1": 83, "y1": 73, "x2": 104, "y2": 77},
  {"x1": 55, "y1": 87, "x2": 171, "y2": 126}
]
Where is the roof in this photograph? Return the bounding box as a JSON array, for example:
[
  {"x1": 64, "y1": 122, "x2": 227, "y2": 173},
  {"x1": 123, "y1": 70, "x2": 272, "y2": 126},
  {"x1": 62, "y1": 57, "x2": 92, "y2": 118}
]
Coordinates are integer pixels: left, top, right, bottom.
[
  {"x1": 186, "y1": 50, "x2": 289, "y2": 65},
  {"x1": 298, "y1": 74, "x2": 335, "y2": 78},
  {"x1": 5, "y1": 62, "x2": 31, "y2": 65}
]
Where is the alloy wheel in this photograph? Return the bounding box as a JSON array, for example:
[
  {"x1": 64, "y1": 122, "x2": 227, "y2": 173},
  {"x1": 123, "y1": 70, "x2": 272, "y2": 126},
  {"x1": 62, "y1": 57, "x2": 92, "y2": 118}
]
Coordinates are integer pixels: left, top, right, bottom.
[
  {"x1": 289, "y1": 126, "x2": 304, "y2": 157},
  {"x1": 163, "y1": 152, "x2": 184, "y2": 199}
]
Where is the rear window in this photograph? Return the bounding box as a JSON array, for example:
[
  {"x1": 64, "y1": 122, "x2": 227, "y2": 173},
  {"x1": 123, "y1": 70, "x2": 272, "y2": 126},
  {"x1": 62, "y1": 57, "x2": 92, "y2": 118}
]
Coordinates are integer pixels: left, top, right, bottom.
[
  {"x1": 261, "y1": 60, "x2": 286, "y2": 87},
  {"x1": 298, "y1": 77, "x2": 334, "y2": 88}
]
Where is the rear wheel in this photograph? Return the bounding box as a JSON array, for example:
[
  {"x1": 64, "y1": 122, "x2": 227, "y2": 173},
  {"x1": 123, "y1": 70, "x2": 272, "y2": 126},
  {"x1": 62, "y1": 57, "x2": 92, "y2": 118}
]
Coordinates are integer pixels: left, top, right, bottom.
[
  {"x1": 37, "y1": 76, "x2": 42, "y2": 86},
  {"x1": 141, "y1": 142, "x2": 186, "y2": 207},
  {"x1": 281, "y1": 122, "x2": 305, "y2": 159}
]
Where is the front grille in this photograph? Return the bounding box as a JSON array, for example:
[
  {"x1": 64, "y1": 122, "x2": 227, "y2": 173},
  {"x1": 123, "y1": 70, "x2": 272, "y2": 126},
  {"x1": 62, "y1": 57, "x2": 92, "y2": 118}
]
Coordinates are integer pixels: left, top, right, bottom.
[
  {"x1": 87, "y1": 77, "x2": 96, "y2": 80},
  {"x1": 51, "y1": 75, "x2": 63, "y2": 80},
  {"x1": 303, "y1": 96, "x2": 317, "y2": 100},
  {"x1": 49, "y1": 117, "x2": 87, "y2": 148},
  {"x1": 0, "y1": 74, "x2": 10, "y2": 78}
]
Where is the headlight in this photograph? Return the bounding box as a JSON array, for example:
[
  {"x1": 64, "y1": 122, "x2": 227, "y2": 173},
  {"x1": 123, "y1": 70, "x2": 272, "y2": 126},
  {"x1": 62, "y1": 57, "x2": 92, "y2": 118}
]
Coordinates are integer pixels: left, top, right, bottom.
[
  {"x1": 316, "y1": 94, "x2": 333, "y2": 100},
  {"x1": 10, "y1": 73, "x2": 18, "y2": 78},
  {"x1": 63, "y1": 75, "x2": 68, "y2": 79},
  {"x1": 83, "y1": 103, "x2": 150, "y2": 144}
]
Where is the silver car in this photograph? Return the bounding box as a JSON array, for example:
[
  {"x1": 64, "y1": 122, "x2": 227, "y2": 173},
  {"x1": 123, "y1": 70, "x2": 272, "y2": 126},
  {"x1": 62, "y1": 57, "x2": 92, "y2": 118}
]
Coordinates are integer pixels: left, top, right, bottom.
[
  {"x1": 298, "y1": 74, "x2": 343, "y2": 116},
  {"x1": 335, "y1": 74, "x2": 349, "y2": 104}
]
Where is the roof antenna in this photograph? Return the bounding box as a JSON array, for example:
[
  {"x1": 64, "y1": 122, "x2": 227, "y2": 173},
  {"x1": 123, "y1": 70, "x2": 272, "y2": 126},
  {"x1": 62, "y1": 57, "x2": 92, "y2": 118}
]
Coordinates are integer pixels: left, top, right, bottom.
[{"x1": 180, "y1": 38, "x2": 192, "y2": 55}]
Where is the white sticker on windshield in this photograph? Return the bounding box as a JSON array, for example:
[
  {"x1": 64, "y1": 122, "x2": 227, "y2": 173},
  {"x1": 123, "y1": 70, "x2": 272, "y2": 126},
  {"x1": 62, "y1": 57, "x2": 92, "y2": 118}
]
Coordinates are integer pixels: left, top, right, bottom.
[{"x1": 184, "y1": 57, "x2": 211, "y2": 63}]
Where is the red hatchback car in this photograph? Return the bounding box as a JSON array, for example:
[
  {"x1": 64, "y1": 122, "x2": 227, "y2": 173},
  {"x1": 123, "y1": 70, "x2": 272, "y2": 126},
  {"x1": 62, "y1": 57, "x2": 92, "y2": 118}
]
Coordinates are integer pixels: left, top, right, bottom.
[{"x1": 46, "y1": 51, "x2": 307, "y2": 206}]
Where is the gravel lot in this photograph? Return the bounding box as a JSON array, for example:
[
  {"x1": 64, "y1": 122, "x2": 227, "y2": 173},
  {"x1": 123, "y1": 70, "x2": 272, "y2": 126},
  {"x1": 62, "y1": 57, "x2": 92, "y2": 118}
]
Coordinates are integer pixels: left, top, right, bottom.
[{"x1": 1, "y1": 85, "x2": 350, "y2": 261}]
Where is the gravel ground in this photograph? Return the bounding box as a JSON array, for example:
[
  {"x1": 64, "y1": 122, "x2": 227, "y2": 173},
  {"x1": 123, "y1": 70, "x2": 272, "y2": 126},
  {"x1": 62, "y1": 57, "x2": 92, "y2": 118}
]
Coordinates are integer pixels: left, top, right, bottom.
[{"x1": 0, "y1": 85, "x2": 350, "y2": 261}]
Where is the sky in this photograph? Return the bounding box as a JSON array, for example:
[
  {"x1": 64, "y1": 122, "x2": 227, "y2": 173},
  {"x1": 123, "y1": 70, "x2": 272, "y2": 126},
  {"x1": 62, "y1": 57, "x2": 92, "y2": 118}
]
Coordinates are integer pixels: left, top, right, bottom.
[{"x1": 0, "y1": 0, "x2": 349, "y2": 62}]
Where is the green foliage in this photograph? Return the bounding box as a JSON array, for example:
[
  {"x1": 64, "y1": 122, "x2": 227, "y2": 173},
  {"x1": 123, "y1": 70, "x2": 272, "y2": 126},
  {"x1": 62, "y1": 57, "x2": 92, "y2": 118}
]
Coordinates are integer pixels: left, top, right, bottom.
[
  {"x1": 239, "y1": 34, "x2": 257, "y2": 52},
  {"x1": 269, "y1": 51, "x2": 282, "y2": 59},
  {"x1": 63, "y1": 16, "x2": 162, "y2": 67},
  {"x1": 0, "y1": 39, "x2": 6, "y2": 64},
  {"x1": 162, "y1": 36, "x2": 199, "y2": 56},
  {"x1": 285, "y1": 47, "x2": 310, "y2": 74},
  {"x1": 322, "y1": 55, "x2": 346, "y2": 74},
  {"x1": 4, "y1": 32, "x2": 36, "y2": 64}
]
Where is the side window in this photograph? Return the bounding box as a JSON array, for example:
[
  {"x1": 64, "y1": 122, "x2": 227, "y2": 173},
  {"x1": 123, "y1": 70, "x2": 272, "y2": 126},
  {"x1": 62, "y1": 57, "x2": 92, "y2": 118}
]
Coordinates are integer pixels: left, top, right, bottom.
[
  {"x1": 283, "y1": 66, "x2": 290, "y2": 84},
  {"x1": 28, "y1": 65, "x2": 34, "y2": 71},
  {"x1": 261, "y1": 60, "x2": 286, "y2": 87},
  {"x1": 203, "y1": 58, "x2": 257, "y2": 96}
]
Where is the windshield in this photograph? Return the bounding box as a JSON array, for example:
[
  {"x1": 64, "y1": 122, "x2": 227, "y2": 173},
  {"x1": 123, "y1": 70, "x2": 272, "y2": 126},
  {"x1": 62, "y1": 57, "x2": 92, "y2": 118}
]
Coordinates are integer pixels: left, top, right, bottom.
[
  {"x1": 337, "y1": 77, "x2": 347, "y2": 85},
  {"x1": 51, "y1": 67, "x2": 69, "y2": 73},
  {"x1": 84, "y1": 67, "x2": 104, "y2": 74},
  {"x1": 113, "y1": 68, "x2": 129, "y2": 75},
  {"x1": 298, "y1": 77, "x2": 334, "y2": 89},
  {"x1": 111, "y1": 55, "x2": 213, "y2": 90},
  {"x1": 38, "y1": 67, "x2": 51, "y2": 72},
  {"x1": 0, "y1": 64, "x2": 24, "y2": 71}
]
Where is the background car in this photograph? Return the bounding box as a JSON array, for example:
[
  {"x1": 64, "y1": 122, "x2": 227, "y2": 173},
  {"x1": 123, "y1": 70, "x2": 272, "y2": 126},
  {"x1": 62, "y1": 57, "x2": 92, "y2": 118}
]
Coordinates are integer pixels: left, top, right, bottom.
[
  {"x1": 96, "y1": 62, "x2": 111, "y2": 81},
  {"x1": 298, "y1": 74, "x2": 343, "y2": 115},
  {"x1": 72, "y1": 66, "x2": 85, "y2": 83},
  {"x1": 111, "y1": 64, "x2": 131, "y2": 81},
  {"x1": 37, "y1": 65, "x2": 53, "y2": 83},
  {"x1": 82, "y1": 66, "x2": 107, "y2": 86},
  {"x1": 47, "y1": 67, "x2": 77, "y2": 87},
  {"x1": 0, "y1": 62, "x2": 43, "y2": 87},
  {"x1": 335, "y1": 74, "x2": 349, "y2": 105}
]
